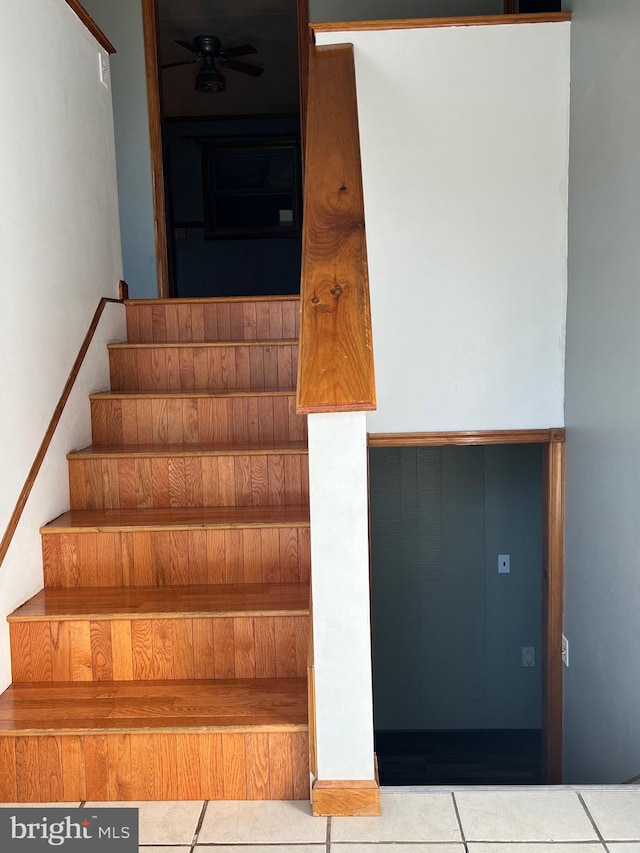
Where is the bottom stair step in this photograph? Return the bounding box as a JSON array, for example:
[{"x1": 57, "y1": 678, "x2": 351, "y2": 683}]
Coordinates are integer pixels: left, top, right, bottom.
[{"x1": 0, "y1": 678, "x2": 309, "y2": 802}]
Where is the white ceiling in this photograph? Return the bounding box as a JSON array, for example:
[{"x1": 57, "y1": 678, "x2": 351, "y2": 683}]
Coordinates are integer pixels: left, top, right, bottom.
[{"x1": 157, "y1": 0, "x2": 300, "y2": 118}]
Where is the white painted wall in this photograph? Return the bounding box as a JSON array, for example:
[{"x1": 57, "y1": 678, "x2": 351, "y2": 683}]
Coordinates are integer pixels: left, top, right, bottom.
[
  {"x1": 307, "y1": 413, "x2": 375, "y2": 781},
  {"x1": 0, "y1": 0, "x2": 123, "y2": 688},
  {"x1": 0, "y1": 305, "x2": 126, "y2": 689},
  {"x1": 310, "y1": 1, "x2": 502, "y2": 21},
  {"x1": 561, "y1": 0, "x2": 640, "y2": 783},
  {"x1": 81, "y1": 0, "x2": 158, "y2": 299},
  {"x1": 316, "y1": 22, "x2": 570, "y2": 432}
]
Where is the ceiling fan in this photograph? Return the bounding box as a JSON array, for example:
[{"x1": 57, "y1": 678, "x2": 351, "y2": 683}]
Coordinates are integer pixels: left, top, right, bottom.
[{"x1": 161, "y1": 35, "x2": 264, "y2": 94}]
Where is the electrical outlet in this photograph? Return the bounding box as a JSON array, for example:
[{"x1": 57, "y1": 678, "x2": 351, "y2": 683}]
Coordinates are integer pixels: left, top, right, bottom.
[
  {"x1": 498, "y1": 554, "x2": 510, "y2": 573},
  {"x1": 562, "y1": 634, "x2": 569, "y2": 667},
  {"x1": 521, "y1": 646, "x2": 536, "y2": 667},
  {"x1": 98, "y1": 52, "x2": 110, "y2": 89}
]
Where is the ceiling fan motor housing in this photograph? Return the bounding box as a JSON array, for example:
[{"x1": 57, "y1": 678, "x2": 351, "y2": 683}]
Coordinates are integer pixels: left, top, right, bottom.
[{"x1": 193, "y1": 35, "x2": 222, "y2": 56}]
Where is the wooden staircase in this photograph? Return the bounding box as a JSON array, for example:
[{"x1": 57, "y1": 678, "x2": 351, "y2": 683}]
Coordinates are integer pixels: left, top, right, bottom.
[{"x1": 0, "y1": 296, "x2": 311, "y2": 802}]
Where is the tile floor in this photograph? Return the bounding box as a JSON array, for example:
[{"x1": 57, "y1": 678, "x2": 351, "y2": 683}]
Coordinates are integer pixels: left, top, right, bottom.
[{"x1": 2, "y1": 788, "x2": 640, "y2": 852}]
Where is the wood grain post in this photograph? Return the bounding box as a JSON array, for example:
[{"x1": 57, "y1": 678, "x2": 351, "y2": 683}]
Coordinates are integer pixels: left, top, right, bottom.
[
  {"x1": 298, "y1": 42, "x2": 379, "y2": 814},
  {"x1": 297, "y1": 44, "x2": 376, "y2": 414}
]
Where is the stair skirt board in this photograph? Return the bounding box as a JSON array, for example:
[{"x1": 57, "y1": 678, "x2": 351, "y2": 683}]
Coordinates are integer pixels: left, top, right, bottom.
[{"x1": 2, "y1": 297, "x2": 312, "y2": 802}]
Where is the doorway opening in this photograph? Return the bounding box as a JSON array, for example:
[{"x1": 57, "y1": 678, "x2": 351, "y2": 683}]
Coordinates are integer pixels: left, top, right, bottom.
[
  {"x1": 368, "y1": 431, "x2": 564, "y2": 785},
  {"x1": 143, "y1": 0, "x2": 308, "y2": 298}
]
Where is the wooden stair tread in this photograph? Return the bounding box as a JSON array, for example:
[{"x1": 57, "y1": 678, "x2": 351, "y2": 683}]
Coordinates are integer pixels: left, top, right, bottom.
[
  {"x1": 0, "y1": 677, "x2": 308, "y2": 734},
  {"x1": 10, "y1": 583, "x2": 310, "y2": 621},
  {"x1": 68, "y1": 441, "x2": 308, "y2": 459},
  {"x1": 108, "y1": 339, "x2": 298, "y2": 350},
  {"x1": 91, "y1": 388, "x2": 296, "y2": 400},
  {"x1": 41, "y1": 506, "x2": 310, "y2": 533}
]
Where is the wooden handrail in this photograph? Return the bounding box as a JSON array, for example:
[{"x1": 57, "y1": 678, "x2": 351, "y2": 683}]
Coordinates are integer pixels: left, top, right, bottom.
[
  {"x1": 64, "y1": 0, "x2": 116, "y2": 54},
  {"x1": 296, "y1": 44, "x2": 376, "y2": 414},
  {"x1": 0, "y1": 297, "x2": 123, "y2": 570}
]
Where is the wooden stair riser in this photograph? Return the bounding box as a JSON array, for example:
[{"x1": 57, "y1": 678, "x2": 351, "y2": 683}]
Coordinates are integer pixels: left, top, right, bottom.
[
  {"x1": 42, "y1": 527, "x2": 311, "y2": 588},
  {"x1": 126, "y1": 299, "x2": 300, "y2": 344},
  {"x1": 69, "y1": 453, "x2": 309, "y2": 510},
  {"x1": 109, "y1": 343, "x2": 299, "y2": 393},
  {"x1": 0, "y1": 731, "x2": 309, "y2": 802},
  {"x1": 91, "y1": 395, "x2": 307, "y2": 446},
  {"x1": 10, "y1": 615, "x2": 308, "y2": 683}
]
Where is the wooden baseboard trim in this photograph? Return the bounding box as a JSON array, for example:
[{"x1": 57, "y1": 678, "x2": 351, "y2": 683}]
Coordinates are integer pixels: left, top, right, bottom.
[
  {"x1": 0, "y1": 297, "x2": 123, "y2": 572},
  {"x1": 369, "y1": 429, "x2": 565, "y2": 447},
  {"x1": 312, "y1": 779, "x2": 381, "y2": 816}
]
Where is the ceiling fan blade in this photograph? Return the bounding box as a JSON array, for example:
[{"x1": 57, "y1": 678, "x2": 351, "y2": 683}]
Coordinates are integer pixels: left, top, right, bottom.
[
  {"x1": 223, "y1": 59, "x2": 264, "y2": 77},
  {"x1": 175, "y1": 39, "x2": 199, "y2": 53},
  {"x1": 222, "y1": 44, "x2": 258, "y2": 59},
  {"x1": 162, "y1": 58, "x2": 199, "y2": 69}
]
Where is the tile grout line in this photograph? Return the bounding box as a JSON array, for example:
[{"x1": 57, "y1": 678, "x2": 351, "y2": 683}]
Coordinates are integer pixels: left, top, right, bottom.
[
  {"x1": 577, "y1": 792, "x2": 613, "y2": 853},
  {"x1": 326, "y1": 815, "x2": 332, "y2": 853},
  {"x1": 451, "y1": 792, "x2": 468, "y2": 852},
  {"x1": 191, "y1": 800, "x2": 209, "y2": 848}
]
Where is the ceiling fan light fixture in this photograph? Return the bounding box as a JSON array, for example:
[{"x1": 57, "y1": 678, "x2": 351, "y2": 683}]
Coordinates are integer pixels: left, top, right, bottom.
[{"x1": 195, "y1": 66, "x2": 226, "y2": 94}]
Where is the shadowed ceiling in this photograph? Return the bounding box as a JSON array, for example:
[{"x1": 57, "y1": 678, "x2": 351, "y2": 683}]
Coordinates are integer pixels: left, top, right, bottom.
[{"x1": 157, "y1": 0, "x2": 300, "y2": 117}]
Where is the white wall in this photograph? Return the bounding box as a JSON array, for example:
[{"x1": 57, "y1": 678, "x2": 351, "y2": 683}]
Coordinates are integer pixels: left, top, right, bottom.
[
  {"x1": 562, "y1": 0, "x2": 640, "y2": 783},
  {"x1": 0, "y1": 0, "x2": 123, "y2": 687},
  {"x1": 82, "y1": 0, "x2": 158, "y2": 299},
  {"x1": 316, "y1": 22, "x2": 570, "y2": 432},
  {"x1": 0, "y1": 305, "x2": 126, "y2": 689},
  {"x1": 308, "y1": 413, "x2": 375, "y2": 781},
  {"x1": 310, "y1": 1, "x2": 502, "y2": 21}
]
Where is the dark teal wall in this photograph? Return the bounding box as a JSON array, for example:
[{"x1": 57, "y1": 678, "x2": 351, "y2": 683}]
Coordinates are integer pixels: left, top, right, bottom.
[{"x1": 369, "y1": 444, "x2": 543, "y2": 730}]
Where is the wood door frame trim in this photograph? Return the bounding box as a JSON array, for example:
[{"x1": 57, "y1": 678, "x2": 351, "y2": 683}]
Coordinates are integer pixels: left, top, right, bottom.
[
  {"x1": 369, "y1": 428, "x2": 565, "y2": 446},
  {"x1": 310, "y1": 12, "x2": 571, "y2": 35},
  {"x1": 543, "y1": 439, "x2": 564, "y2": 783},
  {"x1": 141, "y1": 0, "x2": 171, "y2": 298},
  {"x1": 368, "y1": 427, "x2": 564, "y2": 784},
  {"x1": 298, "y1": 0, "x2": 310, "y2": 153},
  {"x1": 0, "y1": 297, "x2": 125, "y2": 572}
]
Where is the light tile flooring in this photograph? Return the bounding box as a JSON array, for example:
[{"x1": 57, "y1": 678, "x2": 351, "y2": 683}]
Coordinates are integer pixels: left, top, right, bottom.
[{"x1": 2, "y1": 789, "x2": 640, "y2": 851}]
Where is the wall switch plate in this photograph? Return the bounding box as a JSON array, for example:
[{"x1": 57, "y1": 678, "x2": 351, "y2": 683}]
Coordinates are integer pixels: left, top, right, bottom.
[
  {"x1": 521, "y1": 646, "x2": 536, "y2": 667},
  {"x1": 498, "y1": 554, "x2": 511, "y2": 573},
  {"x1": 98, "y1": 52, "x2": 110, "y2": 89},
  {"x1": 562, "y1": 634, "x2": 569, "y2": 667}
]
